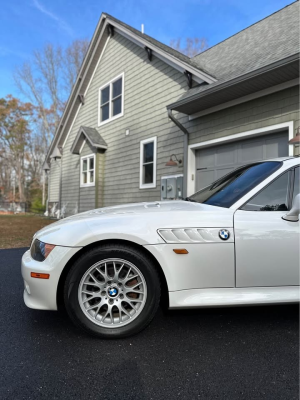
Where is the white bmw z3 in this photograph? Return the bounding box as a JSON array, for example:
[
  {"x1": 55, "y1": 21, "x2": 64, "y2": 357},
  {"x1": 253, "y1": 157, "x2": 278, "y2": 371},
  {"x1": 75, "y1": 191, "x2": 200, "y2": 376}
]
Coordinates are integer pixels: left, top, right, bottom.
[{"x1": 22, "y1": 158, "x2": 300, "y2": 338}]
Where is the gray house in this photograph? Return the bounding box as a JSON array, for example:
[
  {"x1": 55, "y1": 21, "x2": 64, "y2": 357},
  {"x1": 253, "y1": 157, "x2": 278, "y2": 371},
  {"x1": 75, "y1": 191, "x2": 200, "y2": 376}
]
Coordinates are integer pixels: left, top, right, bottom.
[{"x1": 45, "y1": 2, "x2": 299, "y2": 217}]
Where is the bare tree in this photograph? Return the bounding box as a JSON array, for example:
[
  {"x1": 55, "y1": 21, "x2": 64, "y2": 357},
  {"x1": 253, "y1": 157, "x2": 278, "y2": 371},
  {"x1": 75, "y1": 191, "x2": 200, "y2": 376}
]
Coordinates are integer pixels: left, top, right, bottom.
[
  {"x1": 0, "y1": 96, "x2": 34, "y2": 202},
  {"x1": 14, "y1": 39, "x2": 89, "y2": 148},
  {"x1": 63, "y1": 39, "x2": 90, "y2": 93},
  {"x1": 0, "y1": 145, "x2": 13, "y2": 200},
  {"x1": 170, "y1": 37, "x2": 208, "y2": 57}
]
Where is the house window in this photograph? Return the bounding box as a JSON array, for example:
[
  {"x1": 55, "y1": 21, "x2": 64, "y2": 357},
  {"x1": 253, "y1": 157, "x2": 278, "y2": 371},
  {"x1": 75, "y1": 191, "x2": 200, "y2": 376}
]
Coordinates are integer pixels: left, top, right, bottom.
[
  {"x1": 140, "y1": 137, "x2": 157, "y2": 189},
  {"x1": 80, "y1": 154, "x2": 95, "y2": 187},
  {"x1": 99, "y1": 73, "x2": 124, "y2": 125}
]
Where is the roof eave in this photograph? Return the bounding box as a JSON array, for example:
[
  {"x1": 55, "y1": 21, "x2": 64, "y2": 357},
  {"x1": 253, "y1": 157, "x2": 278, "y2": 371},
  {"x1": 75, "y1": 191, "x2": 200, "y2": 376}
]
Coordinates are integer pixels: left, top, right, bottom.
[
  {"x1": 46, "y1": 14, "x2": 108, "y2": 162},
  {"x1": 167, "y1": 53, "x2": 300, "y2": 112},
  {"x1": 105, "y1": 17, "x2": 217, "y2": 85}
]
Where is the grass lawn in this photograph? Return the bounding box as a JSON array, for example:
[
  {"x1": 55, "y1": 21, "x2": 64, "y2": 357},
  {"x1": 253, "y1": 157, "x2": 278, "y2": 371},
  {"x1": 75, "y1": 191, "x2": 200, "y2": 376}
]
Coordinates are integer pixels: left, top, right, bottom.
[{"x1": 0, "y1": 214, "x2": 55, "y2": 249}]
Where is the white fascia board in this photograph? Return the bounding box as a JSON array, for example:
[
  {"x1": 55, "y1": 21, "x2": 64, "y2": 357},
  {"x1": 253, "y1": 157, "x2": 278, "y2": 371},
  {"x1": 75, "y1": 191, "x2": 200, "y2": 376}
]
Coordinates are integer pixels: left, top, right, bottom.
[
  {"x1": 62, "y1": 35, "x2": 111, "y2": 150},
  {"x1": 47, "y1": 16, "x2": 108, "y2": 159},
  {"x1": 111, "y1": 24, "x2": 216, "y2": 85},
  {"x1": 189, "y1": 78, "x2": 299, "y2": 120},
  {"x1": 84, "y1": 35, "x2": 110, "y2": 97},
  {"x1": 62, "y1": 103, "x2": 82, "y2": 149},
  {"x1": 79, "y1": 139, "x2": 86, "y2": 154}
]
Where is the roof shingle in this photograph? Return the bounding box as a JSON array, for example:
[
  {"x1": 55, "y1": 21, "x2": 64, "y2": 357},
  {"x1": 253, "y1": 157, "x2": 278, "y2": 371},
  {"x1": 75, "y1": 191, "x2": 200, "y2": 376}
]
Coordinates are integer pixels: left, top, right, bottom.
[{"x1": 182, "y1": 1, "x2": 300, "y2": 99}]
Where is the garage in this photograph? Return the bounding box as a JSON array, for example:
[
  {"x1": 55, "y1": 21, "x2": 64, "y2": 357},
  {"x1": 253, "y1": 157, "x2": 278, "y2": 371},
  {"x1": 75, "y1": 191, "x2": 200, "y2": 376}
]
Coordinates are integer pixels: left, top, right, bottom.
[{"x1": 195, "y1": 131, "x2": 289, "y2": 191}]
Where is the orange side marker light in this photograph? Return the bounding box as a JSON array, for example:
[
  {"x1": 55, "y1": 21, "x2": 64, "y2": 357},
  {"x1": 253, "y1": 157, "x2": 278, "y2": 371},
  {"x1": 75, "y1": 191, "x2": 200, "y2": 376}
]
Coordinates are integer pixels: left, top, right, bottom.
[
  {"x1": 173, "y1": 249, "x2": 189, "y2": 254},
  {"x1": 31, "y1": 272, "x2": 50, "y2": 279}
]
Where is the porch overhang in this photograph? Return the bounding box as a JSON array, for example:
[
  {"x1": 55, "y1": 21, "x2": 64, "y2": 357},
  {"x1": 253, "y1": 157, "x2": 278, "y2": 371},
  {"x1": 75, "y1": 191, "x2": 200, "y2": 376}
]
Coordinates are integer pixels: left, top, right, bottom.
[{"x1": 71, "y1": 126, "x2": 108, "y2": 154}]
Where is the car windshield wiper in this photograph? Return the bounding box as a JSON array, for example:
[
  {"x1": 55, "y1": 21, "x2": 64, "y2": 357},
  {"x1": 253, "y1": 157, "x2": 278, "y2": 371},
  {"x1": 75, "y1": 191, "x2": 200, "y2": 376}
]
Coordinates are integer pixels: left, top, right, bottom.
[{"x1": 184, "y1": 197, "x2": 198, "y2": 203}]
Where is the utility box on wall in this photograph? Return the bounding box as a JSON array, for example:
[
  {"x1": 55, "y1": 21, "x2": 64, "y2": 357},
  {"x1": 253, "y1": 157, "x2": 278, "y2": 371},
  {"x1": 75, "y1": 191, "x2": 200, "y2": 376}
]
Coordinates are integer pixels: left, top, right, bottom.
[{"x1": 161, "y1": 175, "x2": 183, "y2": 200}]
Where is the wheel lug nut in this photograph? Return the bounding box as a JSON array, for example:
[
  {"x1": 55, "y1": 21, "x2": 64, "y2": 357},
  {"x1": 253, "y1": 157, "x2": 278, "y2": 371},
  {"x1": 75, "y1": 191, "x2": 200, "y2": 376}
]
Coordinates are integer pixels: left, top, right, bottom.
[{"x1": 109, "y1": 299, "x2": 114, "y2": 304}]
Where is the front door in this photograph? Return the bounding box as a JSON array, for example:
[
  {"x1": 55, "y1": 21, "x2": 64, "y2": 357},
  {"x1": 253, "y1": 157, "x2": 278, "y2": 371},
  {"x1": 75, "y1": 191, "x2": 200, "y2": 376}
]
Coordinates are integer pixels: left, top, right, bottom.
[{"x1": 234, "y1": 167, "x2": 299, "y2": 287}]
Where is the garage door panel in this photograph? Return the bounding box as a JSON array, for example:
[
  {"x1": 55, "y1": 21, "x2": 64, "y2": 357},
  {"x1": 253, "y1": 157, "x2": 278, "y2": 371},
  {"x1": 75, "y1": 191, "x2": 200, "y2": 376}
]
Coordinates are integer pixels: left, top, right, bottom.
[
  {"x1": 238, "y1": 141, "x2": 264, "y2": 163},
  {"x1": 196, "y1": 170, "x2": 215, "y2": 189},
  {"x1": 196, "y1": 149, "x2": 215, "y2": 168},
  {"x1": 216, "y1": 145, "x2": 236, "y2": 166},
  {"x1": 215, "y1": 167, "x2": 234, "y2": 180},
  {"x1": 196, "y1": 131, "x2": 288, "y2": 191},
  {"x1": 265, "y1": 136, "x2": 288, "y2": 158}
]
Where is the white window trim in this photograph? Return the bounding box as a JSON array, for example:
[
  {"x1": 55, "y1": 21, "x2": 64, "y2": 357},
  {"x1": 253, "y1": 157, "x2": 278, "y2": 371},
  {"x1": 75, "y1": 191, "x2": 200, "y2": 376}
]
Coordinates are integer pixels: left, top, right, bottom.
[
  {"x1": 187, "y1": 121, "x2": 294, "y2": 196},
  {"x1": 98, "y1": 72, "x2": 124, "y2": 126},
  {"x1": 80, "y1": 153, "x2": 96, "y2": 188},
  {"x1": 140, "y1": 136, "x2": 157, "y2": 189}
]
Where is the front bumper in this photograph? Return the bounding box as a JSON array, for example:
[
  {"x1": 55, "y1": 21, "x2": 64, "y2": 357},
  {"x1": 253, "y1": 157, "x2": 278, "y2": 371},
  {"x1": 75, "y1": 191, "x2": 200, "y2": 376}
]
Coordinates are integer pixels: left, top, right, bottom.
[{"x1": 21, "y1": 245, "x2": 81, "y2": 310}]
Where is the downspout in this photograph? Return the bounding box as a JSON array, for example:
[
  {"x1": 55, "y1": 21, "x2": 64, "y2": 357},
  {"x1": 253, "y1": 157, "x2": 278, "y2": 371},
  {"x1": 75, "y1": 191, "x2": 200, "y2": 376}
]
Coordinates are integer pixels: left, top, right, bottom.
[
  {"x1": 168, "y1": 109, "x2": 189, "y2": 198},
  {"x1": 59, "y1": 158, "x2": 62, "y2": 218}
]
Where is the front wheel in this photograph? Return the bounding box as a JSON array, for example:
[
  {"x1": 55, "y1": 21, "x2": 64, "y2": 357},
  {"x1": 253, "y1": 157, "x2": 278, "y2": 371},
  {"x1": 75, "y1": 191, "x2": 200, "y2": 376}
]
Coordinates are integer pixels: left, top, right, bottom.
[{"x1": 64, "y1": 244, "x2": 161, "y2": 338}]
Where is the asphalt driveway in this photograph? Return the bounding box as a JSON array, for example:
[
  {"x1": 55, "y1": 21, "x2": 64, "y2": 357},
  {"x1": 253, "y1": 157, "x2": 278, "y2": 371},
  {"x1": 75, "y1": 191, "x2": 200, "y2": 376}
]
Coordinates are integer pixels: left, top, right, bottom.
[{"x1": 0, "y1": 248, "x2": 299, "y2": 399}]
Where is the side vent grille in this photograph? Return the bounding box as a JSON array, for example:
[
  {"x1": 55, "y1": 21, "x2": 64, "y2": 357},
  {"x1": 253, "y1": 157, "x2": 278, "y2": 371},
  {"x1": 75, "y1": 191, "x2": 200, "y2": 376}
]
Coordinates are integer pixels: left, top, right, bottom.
[{"x1": 158, "y1": 228, "x2": 216, "y2": 243}]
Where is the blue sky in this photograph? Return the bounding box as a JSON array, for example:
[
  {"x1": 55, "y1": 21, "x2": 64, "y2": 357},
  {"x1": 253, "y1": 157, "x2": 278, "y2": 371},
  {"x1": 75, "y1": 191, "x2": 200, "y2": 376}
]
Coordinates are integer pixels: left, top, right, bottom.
[{"x1": 0, "y1": 0, "x2": 295, "y2": 99}]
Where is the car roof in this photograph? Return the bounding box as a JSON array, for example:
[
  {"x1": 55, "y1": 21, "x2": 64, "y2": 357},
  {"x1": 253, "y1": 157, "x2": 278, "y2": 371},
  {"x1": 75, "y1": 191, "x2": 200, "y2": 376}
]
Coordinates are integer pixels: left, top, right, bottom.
[
  {"x1": 266, "y1": 156, "x2": 296, "y2": 162},
  {"x1": 234, "y1": 157, "x2": 299, "y2": 172}
]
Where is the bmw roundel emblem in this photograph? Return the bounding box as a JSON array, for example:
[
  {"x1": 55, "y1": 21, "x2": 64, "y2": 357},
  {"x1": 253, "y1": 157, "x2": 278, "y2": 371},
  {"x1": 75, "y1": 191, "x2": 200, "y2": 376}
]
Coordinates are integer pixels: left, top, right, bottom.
[
  {"x1": 109, "y1": 288, "x2": 118, "y2": 297},
  {"x1": 219, "y1": 229, "x2": 230, "y2": 241}
]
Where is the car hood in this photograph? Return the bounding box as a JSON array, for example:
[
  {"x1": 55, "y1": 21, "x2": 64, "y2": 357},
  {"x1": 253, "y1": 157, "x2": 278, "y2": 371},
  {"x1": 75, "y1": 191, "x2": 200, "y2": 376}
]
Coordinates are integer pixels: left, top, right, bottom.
[
  {"x1": 57, "y1": 200, "x2": 218, "y2": 218},
  {"x1": 34, "y1": 201, "x2": 234, "y2": 247}
]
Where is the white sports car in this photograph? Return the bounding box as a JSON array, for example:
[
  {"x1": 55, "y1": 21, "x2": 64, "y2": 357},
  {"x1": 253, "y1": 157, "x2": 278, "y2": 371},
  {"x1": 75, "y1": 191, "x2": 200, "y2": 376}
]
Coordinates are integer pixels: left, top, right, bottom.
[{"x1": 22, "y1": 158, "x2": 300, "y2": 338}]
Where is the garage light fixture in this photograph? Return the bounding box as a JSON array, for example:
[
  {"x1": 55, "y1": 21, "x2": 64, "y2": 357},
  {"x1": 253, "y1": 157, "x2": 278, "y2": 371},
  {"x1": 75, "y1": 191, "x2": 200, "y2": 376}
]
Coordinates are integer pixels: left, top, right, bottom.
[
  {"x1": 166, "y1": 154, "x2": 183, "y2": 167},
  {"x1": 289, "y1": 126, "x2": 300, "y2": 147}
]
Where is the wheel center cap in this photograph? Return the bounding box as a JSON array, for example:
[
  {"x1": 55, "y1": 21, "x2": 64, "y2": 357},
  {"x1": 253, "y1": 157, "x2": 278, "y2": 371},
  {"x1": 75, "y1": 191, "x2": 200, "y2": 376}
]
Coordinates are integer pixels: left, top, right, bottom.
[{"x1": 108, "y1": 287, "x2": 118, "y2": 298}]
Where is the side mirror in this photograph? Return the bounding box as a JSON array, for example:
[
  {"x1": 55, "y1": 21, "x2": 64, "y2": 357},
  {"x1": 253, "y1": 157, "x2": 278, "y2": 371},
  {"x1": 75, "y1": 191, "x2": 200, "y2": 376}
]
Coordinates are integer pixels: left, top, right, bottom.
[{"x1": 282, "y1": 193, "x2": 300, "y2": 222}]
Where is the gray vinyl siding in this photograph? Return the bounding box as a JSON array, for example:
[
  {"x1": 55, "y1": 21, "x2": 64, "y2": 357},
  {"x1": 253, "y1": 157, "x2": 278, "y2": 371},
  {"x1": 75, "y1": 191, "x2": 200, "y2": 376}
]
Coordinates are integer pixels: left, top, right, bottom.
[
  {"x1": 79, "y1": 186, "x2": 95, "y2": 212},
  {"x1": 60, "y1": 32, "x2": 187, "y2": 215},
  {"x1": 51, "y1": 30, "x2": 299, "y2": 217},
  {"x1": 48, "y1": 158, "x2": 60, "y2": 202},
  {"x1": 186, "y1": 86, "x2": 300, "y2": 145}
]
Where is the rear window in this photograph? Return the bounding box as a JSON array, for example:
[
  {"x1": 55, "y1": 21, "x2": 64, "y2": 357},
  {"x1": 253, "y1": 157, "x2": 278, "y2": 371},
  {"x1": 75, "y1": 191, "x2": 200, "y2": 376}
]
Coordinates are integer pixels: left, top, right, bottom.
[{"x1": 188, "y1": 162, "x2": 281, "y2": 208}]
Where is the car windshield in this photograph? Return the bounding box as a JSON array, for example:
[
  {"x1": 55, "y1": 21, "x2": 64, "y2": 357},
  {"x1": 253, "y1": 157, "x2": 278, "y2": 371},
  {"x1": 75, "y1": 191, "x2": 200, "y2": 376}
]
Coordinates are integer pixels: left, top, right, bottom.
[{"x1": 187, "y1": 161, "x2": 282, "y2": 208}]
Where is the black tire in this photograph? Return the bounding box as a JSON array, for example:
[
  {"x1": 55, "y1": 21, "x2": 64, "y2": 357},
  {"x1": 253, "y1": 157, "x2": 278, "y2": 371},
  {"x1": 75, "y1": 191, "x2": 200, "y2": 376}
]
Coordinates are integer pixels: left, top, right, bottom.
[{"x1": 64, "y1": 244, "x2": 161, "y2": 339}]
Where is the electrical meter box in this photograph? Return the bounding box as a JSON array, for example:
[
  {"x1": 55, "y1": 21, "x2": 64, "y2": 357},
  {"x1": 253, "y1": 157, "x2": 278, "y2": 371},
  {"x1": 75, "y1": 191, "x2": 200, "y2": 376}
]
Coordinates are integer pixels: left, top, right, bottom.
[{"x1": 161, "y1": 175, "x2": 183, "y2": 200}]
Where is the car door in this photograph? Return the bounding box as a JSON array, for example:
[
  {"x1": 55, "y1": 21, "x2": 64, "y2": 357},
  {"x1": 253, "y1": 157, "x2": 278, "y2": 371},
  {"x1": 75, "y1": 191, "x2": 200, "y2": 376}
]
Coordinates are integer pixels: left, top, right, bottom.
[{"x1": 234, "y1": 166, "x2": 299, "y2": 287}]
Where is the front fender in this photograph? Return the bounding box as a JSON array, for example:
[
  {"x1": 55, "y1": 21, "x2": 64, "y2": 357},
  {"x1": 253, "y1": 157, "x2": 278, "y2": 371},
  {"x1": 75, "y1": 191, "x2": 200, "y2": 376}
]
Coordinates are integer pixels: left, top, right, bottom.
[{"x1": 36, "y1": 216, "x2": 165, "y2": 247}]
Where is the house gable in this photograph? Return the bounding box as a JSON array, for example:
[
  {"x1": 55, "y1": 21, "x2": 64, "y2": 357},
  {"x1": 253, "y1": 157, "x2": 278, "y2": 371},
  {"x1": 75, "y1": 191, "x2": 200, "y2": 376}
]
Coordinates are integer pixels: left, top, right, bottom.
[
  {"x1": 59, "y1": 31, "x2": 188, "y2": 214},
  {"x1": 46, "y1": 13, "x2": 216, "y2": 163}
]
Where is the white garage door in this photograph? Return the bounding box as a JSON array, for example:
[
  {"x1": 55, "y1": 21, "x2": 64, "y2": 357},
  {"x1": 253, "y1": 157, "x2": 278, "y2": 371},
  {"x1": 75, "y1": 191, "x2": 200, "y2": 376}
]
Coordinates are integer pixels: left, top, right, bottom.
[{"x1": 196, "y1": 131, "x2": 288, "y2": 191}]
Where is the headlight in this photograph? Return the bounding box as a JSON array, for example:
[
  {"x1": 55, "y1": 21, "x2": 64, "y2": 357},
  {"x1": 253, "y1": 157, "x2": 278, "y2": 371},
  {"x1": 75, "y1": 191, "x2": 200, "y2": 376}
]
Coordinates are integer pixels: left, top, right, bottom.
[{"x1": 31, "y1": 239, "x2": 55, "y2": 262}]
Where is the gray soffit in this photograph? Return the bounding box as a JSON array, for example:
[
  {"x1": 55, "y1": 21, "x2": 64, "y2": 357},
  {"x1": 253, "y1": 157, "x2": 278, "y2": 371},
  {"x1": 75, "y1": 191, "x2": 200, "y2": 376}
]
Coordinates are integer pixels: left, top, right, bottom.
[
  {"x1": 71, "y1": 126, "x2": 108, "y2": 154},
  {"x1": 167, "y1": 55, "x2": 299, "y2": 115}
]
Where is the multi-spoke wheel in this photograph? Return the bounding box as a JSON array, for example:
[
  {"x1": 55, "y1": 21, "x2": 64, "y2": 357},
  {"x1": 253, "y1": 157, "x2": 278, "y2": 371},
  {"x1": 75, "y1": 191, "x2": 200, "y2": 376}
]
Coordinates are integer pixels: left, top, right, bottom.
[
  {"x1": 64, "y1": 245, "x2": 161, "y2": 338},
  {"x1": 78, "y1": 259, "x2": 147, "y2": 327}
]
